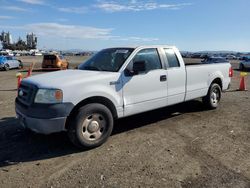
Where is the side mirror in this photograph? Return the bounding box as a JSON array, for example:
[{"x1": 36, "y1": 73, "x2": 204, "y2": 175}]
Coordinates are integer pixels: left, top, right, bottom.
[
  {"x1": 124, "y1": 60, "x2": 146, "y2": 76},
  {"x1": 133, "y1": 60, "x2": 146, "y2": 73}
]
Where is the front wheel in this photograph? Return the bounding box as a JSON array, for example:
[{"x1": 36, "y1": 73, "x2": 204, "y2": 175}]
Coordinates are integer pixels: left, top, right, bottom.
[
  {"x1": 68, "y1": 103, "x2": 114, "y2": 149},
  {"x1": 202, "y1": 83, "x2": 222, "y2": 109}
]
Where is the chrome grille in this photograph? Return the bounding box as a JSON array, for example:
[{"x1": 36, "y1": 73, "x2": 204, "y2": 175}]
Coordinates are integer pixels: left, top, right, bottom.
[{"x1": 17, "y1": 82, "x2": 37, "y2": 106}]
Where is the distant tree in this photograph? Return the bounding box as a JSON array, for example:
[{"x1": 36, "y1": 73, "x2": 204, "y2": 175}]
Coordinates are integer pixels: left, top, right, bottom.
[
  {"x1": 15, "y1": 38, "x2": 27, "y2": 50},
  {"x1": 1, "y1": 35, "x2": 37, "y2": 50}
]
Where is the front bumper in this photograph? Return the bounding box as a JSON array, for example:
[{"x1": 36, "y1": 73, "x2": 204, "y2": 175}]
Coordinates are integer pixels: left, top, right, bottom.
[
  {"x1": 16, "y1": 109, "x2": 67, "y2": 134},
  {"x1": 15, "y1": 99, "x2": 74, "y2": 134}
]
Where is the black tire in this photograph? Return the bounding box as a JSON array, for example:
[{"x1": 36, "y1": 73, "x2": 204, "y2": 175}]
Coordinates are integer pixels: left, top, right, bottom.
[
  {"x1": 19, "y1": 61, "x2": 23, "y2": 69},
  {"x1": 4, "y1": 64, "x2": 10, "y2": 71},
  {"x1": 202, "y1": 83, "x2": 222, "y2": 109},
  {"x1": 68, "y1": 103, "x2": 114, "y2": 149}
]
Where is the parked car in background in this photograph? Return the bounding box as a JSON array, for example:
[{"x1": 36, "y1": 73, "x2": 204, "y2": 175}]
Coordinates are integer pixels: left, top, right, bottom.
[
  {"x1": 226, "y1": 55, "x2": 237, "y2": 60},
  {"x1": 191, "y1": 53, "x2": 202, "y2": 58},
  {"x1": 32, "y1": 52, "x2": 43, "y2": 56},
  {"x1": 0, "y1": 56, "x2": 23, "y2": 71},
  {"x1": 202, "y1": 57, "x2": 229, "y2": 64},
  {"x1": 239, "y1": 56, "x2": 250, "y2": 70},
  {"x1": 42, "y1": 54, "x2": 69, "y2": 69},
  {"x1": 0, "y1": 51, "x2": 8, "y2": 56}
]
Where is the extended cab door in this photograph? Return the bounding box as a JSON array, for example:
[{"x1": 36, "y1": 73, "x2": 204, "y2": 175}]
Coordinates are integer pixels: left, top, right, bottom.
[
  {"x1": 161, "y1": 48, "x2": 186, "y2": 105},
  {"x1": 121, "y1": 48, "x2": 168, "y2": 116}
]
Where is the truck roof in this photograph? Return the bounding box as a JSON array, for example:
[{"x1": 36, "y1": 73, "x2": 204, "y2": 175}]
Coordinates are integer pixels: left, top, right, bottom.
[{"x1": 104, "y1": 45, "x2": 176, "y2": 50}]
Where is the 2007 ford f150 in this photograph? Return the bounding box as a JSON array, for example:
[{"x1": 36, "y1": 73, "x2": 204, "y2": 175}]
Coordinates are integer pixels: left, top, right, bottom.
[{"x1": 16, "y1": 46, "x2": 233, "y2": 148}]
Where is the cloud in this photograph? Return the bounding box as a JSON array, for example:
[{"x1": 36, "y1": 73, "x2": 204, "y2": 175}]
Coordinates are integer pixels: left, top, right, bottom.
[
  {"x1": 26, "y1": 23, "x2": 159, "y2": 41},
  {"x1": 57, "y1": 7, "x2": 88, "y2": 14},
  {"x1": 1, "y1": 6, "x2": 28, "y2": 12},
  {"x1": 18, "y1": 0, "x2": 44, "y2": 5},
  {"x1": 0, "y1": 22, "x2": 158, "y2": 42},
  {"x1": 95, "y1": 1, "x2": 192, "y2": 12},
  {"x1": 24, "y1": 23, "x2": 114, "y2": 39},
  {"x1": 0, "y1": 16, "x2": 14, "y2": 20}
]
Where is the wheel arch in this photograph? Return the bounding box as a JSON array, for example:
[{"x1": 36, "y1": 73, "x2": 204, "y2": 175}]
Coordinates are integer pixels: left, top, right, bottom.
[
  {"x1": 65, "y1": 96, "x2": 118, "y2": 130},
  {"x1": 210, "y1": 77, "x2": 222, "y2": 89}
]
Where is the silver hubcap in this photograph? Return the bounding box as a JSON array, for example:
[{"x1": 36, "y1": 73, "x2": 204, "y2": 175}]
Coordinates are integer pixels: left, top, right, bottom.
[
  {"x1": 211, "y1": 88, "x2": 220, "y2": 105},
  {"x1": 82, "y1": 114, "x2": 105, "y2": 141}
]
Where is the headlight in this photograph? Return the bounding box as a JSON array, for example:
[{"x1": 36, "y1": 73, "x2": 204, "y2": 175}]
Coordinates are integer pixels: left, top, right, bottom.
[{"x1": 34, "y1": 89, "x2": 63, "y2": 104}]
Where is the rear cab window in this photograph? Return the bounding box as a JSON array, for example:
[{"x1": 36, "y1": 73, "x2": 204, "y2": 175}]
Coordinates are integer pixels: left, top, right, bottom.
[
  {"x1": 44, "y1": 55, "x2": 56, "y2": 60},
  {"x1": 164, "y1": 48, "x2": 180, "y2": 68}
]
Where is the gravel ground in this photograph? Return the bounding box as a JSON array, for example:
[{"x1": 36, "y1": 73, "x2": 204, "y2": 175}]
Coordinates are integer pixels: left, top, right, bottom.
[{"x1": 0, "y1": 57, "x2": 249, "y2": 188}]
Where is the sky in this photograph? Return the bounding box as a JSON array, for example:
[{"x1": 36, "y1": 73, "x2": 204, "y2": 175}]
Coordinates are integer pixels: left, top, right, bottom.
[{"x1": 0, "y1": 0, "x2": 249, "y2": 52}]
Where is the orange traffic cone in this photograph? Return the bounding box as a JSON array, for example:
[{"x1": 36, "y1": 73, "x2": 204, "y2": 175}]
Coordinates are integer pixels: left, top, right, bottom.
[
  {"x1": 238, "y1": 72, "x2": 247, "y2": 91},
  {"x1": 27, "y1": 67, "x2": 32, "y2": 77},
  {"x1": 16, "y1": 73, "x2": 22, "y2": 89},
  {"x1": 26, "y1": 62, "x2": 34, "y2": 77}
]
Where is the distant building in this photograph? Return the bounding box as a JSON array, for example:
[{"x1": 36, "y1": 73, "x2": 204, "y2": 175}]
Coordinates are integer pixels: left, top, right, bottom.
[
  {"x1": 26, "y1": 33, "x2": 37, "y2": 49},
  {"x1": 0, "y1": 31, "x2": 12, "y2": 45}
]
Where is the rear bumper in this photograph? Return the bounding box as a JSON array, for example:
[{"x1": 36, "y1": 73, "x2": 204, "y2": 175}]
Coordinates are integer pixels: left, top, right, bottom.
[{"x1": 222, "y1": 77, "x2": 231, "y2": 91}]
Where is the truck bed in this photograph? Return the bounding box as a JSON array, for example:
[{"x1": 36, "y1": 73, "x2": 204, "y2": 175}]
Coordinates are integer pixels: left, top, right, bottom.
[{"x1": 185, "y1": 62, "x2": 231, "y2": 101}]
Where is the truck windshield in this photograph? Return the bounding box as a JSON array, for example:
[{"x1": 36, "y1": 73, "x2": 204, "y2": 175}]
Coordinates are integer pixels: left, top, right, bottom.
[{"x1": 78, "y1": 48, "x2": 134, "y2": 72}]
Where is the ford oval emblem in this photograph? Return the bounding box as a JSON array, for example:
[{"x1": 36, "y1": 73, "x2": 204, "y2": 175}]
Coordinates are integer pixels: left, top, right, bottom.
[{"x1": 19, "y1": 90, "x2": 24, "y2": 96}]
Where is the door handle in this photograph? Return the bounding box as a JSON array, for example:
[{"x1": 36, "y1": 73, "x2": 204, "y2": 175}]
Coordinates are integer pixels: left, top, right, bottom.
[{"x1": 160, "y1": 75, "x2": 167, "y2": 82}]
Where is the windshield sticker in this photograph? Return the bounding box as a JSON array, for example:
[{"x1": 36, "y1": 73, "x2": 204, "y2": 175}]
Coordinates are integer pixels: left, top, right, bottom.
[{"x1": 115, "y1": 50, "x2": 129, "y2": 53}]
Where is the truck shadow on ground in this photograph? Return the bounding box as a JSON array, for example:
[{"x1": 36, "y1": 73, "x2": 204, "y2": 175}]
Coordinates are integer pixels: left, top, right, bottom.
[{"x1": 0, "y1": 100, "x2": 206, "y2": 168}]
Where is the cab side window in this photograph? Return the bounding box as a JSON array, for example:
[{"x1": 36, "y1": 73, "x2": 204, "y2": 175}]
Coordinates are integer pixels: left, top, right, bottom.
[
  {"x1": 132, "y1": 48, "x2": 162, "y2": 72},
  {"x1": 164, "y1": 49, "x2": 180, "y2": 68}
]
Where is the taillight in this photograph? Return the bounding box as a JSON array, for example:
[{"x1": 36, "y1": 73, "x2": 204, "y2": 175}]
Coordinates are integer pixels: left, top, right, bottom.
[{"x1": 229, "y1": 67, "x2": 233, "y2": 77}]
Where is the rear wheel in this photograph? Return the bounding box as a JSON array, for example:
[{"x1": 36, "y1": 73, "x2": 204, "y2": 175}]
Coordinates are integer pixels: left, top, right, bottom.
[
  {"x1": 202, "y1": 83, "x2": 221, "y2": 109},
  {"x1": 4, "y1": 64, "x2": 10, "y2": 71},
  {"x1": 68, "y1": 103, "x2": 114, "y2": 149}
]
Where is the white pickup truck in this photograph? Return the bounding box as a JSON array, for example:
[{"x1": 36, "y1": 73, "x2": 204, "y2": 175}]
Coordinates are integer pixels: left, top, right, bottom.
[{"x1": 16, "y1": 46, "x2": 232, "y2": 148}]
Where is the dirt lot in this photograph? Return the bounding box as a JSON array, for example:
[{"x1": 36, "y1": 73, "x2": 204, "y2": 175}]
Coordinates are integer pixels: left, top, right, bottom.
[{"x1": 0, "y1": 57, "x2": 249, "y2": 188}]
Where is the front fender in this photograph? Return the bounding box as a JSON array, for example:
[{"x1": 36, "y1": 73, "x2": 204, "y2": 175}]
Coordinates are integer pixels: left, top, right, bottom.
[{"x1": 63, "y1": 82, "x2": 124, "y2": 117}]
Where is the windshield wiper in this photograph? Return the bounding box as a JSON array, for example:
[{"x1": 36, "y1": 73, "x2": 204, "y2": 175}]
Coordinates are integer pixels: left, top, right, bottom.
[{"x1": 82, "y1": 66, "x2": 100, "y2": 71}]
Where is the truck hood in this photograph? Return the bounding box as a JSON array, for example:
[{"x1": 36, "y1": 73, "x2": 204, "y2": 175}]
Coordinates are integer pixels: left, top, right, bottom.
[{"x1": 23, "y1": 70, "x2": 120, "y2": 89}]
